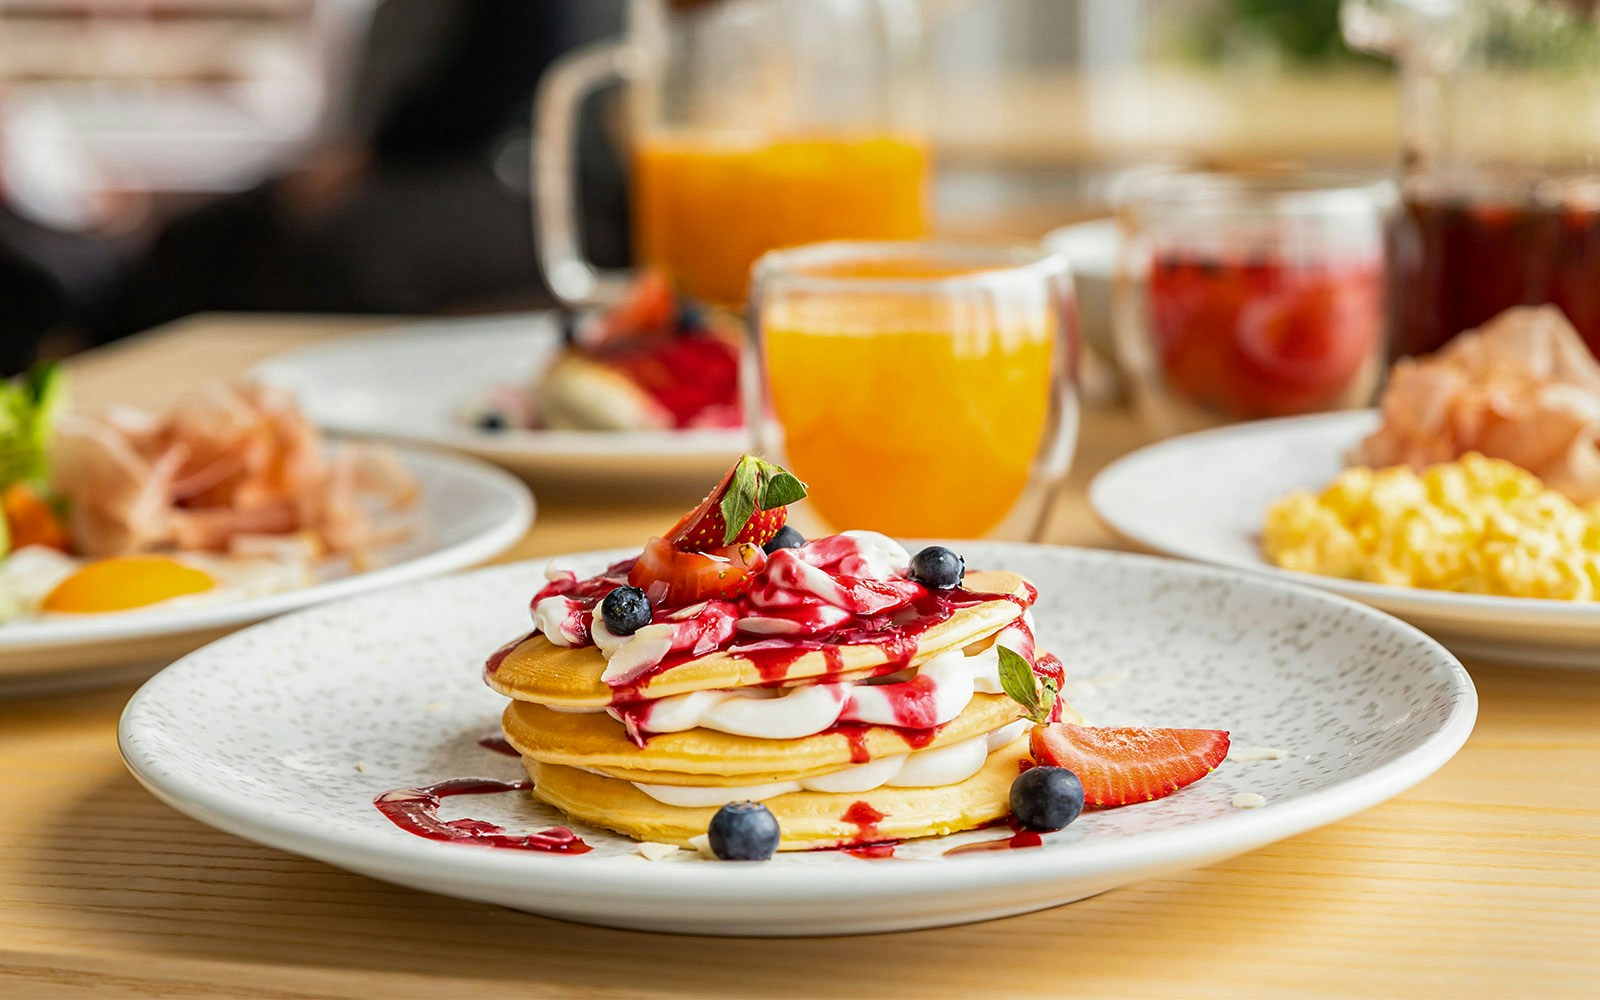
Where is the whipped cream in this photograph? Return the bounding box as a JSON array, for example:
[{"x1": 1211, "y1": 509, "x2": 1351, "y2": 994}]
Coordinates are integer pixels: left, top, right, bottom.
[
  {"x1": 630, "y1": 721, "x2": 1027, "y2": 807},
  {"x1": 611, "y1": 640, "x2": 1016, "y2": 739}
]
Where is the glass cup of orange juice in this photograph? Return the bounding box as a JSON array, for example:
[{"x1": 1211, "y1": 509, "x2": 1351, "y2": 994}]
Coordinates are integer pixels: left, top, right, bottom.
[
  {"x1": 535, "y1": 0, "x2": 929, "y2": 308},
  {"x1": 750, "y1": 242, "x2": 1079, "y2": 540}
]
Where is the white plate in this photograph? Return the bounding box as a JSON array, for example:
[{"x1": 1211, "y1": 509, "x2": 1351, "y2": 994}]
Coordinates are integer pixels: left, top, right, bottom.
[
  {"x1": 1, "y1": 446, "x2": 532, "y2": 694},
  {"x1": 251, "y1": 314, "x2": 749, "y2": 485},
  {"x1": 1091, "y1": 410, "x2": 1600, "y2": 667},
  {"x1": 119, "y1": 544, "x2": 1474, "y2": 936}
]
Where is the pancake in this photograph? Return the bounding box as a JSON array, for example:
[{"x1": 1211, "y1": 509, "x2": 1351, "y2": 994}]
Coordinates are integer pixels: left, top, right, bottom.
[
  {"x1": 527, "y1": 735, "x2": 1030, "y2": 849},
  {"x1": 502, "y1": 692, "x2": 1036, "y2": 783},
  {"x1": 487, "y1": 569, "x2": 1034, "y2": 707}
]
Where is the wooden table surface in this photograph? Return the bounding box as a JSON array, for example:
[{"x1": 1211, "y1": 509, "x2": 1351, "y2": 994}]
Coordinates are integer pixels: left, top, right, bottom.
[{"x1": 3, "y1": 315, "x2": 1597, "y2": 999}]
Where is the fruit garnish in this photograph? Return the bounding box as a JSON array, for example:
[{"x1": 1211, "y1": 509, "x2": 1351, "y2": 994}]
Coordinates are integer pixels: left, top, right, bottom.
[
  {"x1": 908, "y1": 545, "x2": 964, "y2": 590},
  {"x1": 1010, "y1": 765, "x2": 1085, "y2": 832},
  {"x1": 586, "y1": 270, "x2": 678, "y2": 348},
  {"x1": 762, "y1": 524, "x2": 805, "y2": 554},
  {"x1": 665, "y1": 455, "x2": 807, "y2": 551},
  {"x1": 629, "y1": 536, "x2": 766, "y2": 605},
  {"x1": 707, "y1": 800, "x2": 781, "y2": 861},
  {"x1": 1028, "y1": 724, "x2": 1230, "y2": 808},
  {"x1": 599, "y1": 585, "x2": 652, "y2": 636},
  {"x1": 996, "y1": 645, "x2": 1059, "y2": 725}
]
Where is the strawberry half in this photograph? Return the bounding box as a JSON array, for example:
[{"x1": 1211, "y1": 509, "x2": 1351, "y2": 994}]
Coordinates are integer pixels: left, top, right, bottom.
[
  {"x1": 629, "y1": 536, "x2": 766, "y2": 605},
  {"x1": 1029, "y1": 724, "x2": 1229, "y2": 808},
  {"x1": 665, "y1": 455, "x2": 807, "y2": 551}
]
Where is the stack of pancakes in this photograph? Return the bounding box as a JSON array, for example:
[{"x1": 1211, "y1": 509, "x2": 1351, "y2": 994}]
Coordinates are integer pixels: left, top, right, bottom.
[{"x1": 487, "y1": 569, "x2": 1079, "y2": 850}]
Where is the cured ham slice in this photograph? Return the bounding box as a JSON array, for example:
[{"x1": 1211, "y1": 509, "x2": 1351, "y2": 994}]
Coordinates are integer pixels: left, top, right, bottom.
[
  {"x1": 1352, "y1": 306, "x2": 1600, "y2": 501},
  {"x1": 51, "y1": 382, "x2": 418, "y2": 558}
]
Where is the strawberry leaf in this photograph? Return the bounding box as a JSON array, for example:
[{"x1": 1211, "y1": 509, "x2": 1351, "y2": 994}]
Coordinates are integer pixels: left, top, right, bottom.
[
  {"x1": 997, "y1": 645, "x2": 1051, "y2": 724},
  {"x1": 719, "y1": 457, "x2": 762, "y2": 545},
  {"x1": 757, "y1": 470, "x2": 807, "y2": 510}
]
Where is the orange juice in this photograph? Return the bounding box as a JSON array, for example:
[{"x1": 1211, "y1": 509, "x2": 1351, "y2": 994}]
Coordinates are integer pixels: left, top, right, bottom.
[
  {"x1": 634, "y1": 133, "x2": 930, "y2": 305},
  {"x1": 762, "y1": 264, "x2": 1058, "y2": 538}
]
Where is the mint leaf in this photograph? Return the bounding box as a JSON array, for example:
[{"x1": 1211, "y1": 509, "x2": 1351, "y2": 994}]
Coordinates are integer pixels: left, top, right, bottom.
[
  {"x1": 997, "y1": 645, "x2": 1047, "y2": 723},
  {"x1": 719, "y1": 456, "x2": 761, "y2": 545},
  {"x1": 757, "y1": 470, "x2": 807, "y2": 509}
]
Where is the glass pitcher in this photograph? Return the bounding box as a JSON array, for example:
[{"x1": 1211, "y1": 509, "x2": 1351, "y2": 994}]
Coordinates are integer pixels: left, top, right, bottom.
[
  {"x1": 1344, "y1": 0, "x2": 1600, "y2": 358},
  {"x1": 535, "y1": 0, "x2": 928, "y2": 309}
]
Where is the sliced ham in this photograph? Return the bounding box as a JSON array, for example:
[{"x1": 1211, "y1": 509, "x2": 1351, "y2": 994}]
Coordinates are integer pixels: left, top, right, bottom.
[
  {"x1": 51, "y1": 382, "x2": 418, "y2": 558},
  {"x1": 1352, "y1": 306, "x2": 1600, "y2": 501}
]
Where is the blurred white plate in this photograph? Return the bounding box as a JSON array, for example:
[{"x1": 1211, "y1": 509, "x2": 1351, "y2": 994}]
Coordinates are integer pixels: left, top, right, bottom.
[
  {"x1": 252, "y1": 314, "x2": 749, "y2": 485},
  {"x1": 0, "y1": 446, "x2": 532, "y2": 694},
  {"x1": 1091, "y1": 410, "x2": 1600, "y2": 667},
  {"x1": 120, "y1": 544, "x2": 1472, "y2": 936}
]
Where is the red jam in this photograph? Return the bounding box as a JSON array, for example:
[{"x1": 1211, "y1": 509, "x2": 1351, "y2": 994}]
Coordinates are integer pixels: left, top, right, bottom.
[
  {"x1": 1148, "y1": 250, "x2": 1383, "y2": 419},
  {"x1": 373, "y1": 779, "x2": 590, "y2": 854}
]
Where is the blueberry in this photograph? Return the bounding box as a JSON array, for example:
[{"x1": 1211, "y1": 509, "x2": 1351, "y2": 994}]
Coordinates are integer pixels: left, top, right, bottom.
[
  {"x1": 763, "y1": 525, "x2": 805, "y2": 554},
  {"x1": 707, "y1": 800, "x2": 781, "y2": 861},
  {"x1": 600, "y1": 586, "x2": 651, "y2": 636},
  {"x1": 908, "y1": 546, "x2": 965, "y2": 589},
  {"x1": 675, "y1": 299, "x2": 707, "y2": 332},
  {"x1": 476, "y1": 410, "x2": 508, "y2": 432},
  {"x1": 1009, "y1": 766, "x2": 1084, "y2": 832}
]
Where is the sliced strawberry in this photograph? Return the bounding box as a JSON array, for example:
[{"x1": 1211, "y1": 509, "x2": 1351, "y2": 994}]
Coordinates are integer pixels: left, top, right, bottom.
[
  {"x1": 629, "y1": 536, "x2": 766, "y2": 605},
  {"x1": 664, "y1": 455, "x2": 807, "y2": 551},
  {"x1": 1029, "y1": 724, "x2": 1229, "y2": 808},
  {"x1": 586, "y1": 270, "x2": 677, "y2": 349}
]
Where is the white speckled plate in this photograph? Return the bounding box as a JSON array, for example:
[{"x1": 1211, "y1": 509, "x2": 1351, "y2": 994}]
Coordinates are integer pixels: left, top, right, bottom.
[
  {"x1": 1091, "y1": 411, "x2": 1600, "y2": 668},
  {"x1": 0, "y1": 446, "x2": 533, "y2": 694},
  {"x1": 119, "y1": 544, "x2": 1473, "y2": 936},
  {"x1": 251, "y1": 314, "x2": 748, "y2": 487}
]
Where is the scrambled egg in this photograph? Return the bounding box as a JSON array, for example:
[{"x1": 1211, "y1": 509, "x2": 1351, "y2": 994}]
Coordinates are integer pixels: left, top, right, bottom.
[{"x1": 1263, "y1": 453, "x2": 1600, "y2": 600}]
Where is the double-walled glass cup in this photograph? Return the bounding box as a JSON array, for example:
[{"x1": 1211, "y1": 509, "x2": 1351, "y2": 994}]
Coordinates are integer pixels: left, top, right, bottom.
[
  {"x1": 750, "y1": 241, "x2": 1078, "y2": 541},
  {"x1": 1114, "y1": 169, "x2": 1393, "y2": 435},
  {"x1": 536, "y1": 0, "x2": 928, "y2": 308}
]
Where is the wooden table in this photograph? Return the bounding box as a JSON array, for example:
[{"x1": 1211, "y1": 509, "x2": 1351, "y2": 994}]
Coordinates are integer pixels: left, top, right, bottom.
[{"x1": 3, "y1": 316, "x2": 1596, "y2": 998}]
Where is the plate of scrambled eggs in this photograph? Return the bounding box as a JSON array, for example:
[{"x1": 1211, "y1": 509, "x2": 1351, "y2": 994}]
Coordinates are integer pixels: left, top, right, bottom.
[{"x1": 1091, "y1": 411, "x2": 1600, "y2": 667}]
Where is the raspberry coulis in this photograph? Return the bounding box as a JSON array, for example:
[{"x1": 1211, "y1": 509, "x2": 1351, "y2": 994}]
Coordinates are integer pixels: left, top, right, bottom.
[
  {"x1": 501, "y1": 536, "x2": 1036, "y2": 714},
  {"x1": 373, "y1": 778, "x2": 590, "y2": 854},
  {"x1": 942, "y1": 818, "x2": 1043, "y2": 856}
]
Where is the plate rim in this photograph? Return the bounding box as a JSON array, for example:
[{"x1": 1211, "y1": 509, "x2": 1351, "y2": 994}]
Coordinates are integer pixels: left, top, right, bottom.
[
  {"x1": 117, "y1": 544, "x2": 1477, "y2": 901},
  {"x1": 249, "y1": 315, "x2": 751, "y2": 460},
  {"x1": 1089, "y1": 409, "x2": 1600, "y2": 625},
  {"x1": 0, "y1": 444, "x2": 534, "y2": 653}
]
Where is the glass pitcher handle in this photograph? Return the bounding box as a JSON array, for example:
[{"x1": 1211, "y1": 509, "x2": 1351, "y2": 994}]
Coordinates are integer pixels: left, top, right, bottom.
[{"x1": 533, "y1": 39, "x2": 635, "y2": 307}]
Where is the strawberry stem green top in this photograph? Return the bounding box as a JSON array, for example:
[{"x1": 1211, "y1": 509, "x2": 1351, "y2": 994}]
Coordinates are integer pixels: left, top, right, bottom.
[
  {"x1": 719, "y1": 456, "x2": 806, "y2": 545},
  {"x1": 663, "y1": 454, "x2": 808, "y2": 553}
]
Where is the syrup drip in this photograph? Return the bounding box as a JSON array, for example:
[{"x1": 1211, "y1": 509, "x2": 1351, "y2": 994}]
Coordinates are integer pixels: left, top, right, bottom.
[
  {"x1": 484, "y1": 631, "x2": 535, "y2": 676},
  {"x1": 828, "y1": 723, "x2": 874, "y2": 764},
  {"x1": 374, "y1": 779, "x2": 590, "y2": 854},
  {"x1": 843, "y1": 842, "x2": 900, "y2": 860},
  {"x1": 841, "y1": 800, "x2": 886, "y2": 843},
  {"x1": 477, "y1": 733, "x2": 519, "y2": 757},
  {"x1": 943, "y1": 820, "x2": 1043, "y2": 856}
]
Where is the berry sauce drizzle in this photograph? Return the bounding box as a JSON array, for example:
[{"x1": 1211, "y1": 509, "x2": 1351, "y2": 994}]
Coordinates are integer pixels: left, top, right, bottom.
[
  {"x1": 477, "y1": 733, "x2": 519, "y2": 757},
  {"x1": 373, "y1": 779, "x2": 590, "y2": 854},
  {"x1": 841, "y1": 800, "x2": 886, "y2": 843},
  {"x1": 843, "y1": 842, "x2": 901, "y2": 860},
  {"x1": 942, "y1": 819, "x2": 1043, "y2": 856}
]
